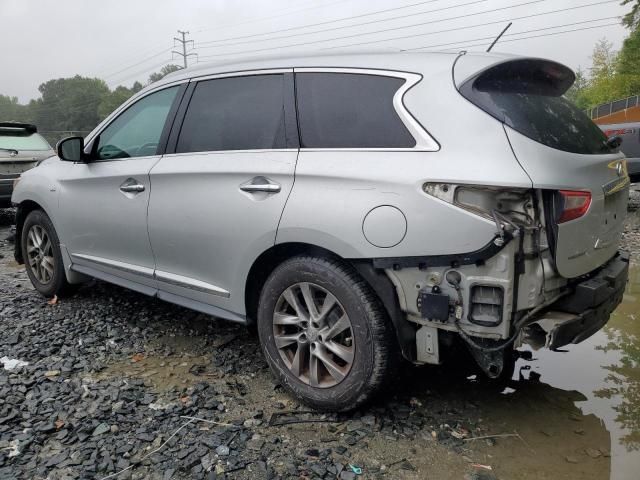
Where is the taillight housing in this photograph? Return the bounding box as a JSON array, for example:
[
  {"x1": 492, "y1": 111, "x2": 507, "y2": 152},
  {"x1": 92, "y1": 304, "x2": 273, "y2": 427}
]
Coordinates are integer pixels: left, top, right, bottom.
[{"x1": 557, "y1": 190, "x2": 591, "y2": 223}]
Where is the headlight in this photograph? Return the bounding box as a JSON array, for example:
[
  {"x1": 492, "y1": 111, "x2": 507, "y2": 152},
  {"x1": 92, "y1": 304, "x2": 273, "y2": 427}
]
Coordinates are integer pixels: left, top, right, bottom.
[{"x1": 13, "y1": 176, "x2": 21, "y2": 189}]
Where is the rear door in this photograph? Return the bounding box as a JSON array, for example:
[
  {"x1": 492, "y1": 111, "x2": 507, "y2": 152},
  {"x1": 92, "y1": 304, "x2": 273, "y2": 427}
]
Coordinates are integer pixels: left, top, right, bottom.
[
  {"x1": 147, "y1": 71, "x2": 298, "y2": 317},
  {"x1": 457, "y1": 58, "x2": 628, "y2": 278}
]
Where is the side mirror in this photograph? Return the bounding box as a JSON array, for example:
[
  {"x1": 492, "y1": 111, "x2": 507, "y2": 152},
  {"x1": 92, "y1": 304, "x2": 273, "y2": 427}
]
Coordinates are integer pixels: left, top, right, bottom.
[
  {"x1": 56, "y1": 136, "x2": 86, "y2": 162},
  {"x1": 606, "y1": 135, "x2": 623, "y2": 151}
]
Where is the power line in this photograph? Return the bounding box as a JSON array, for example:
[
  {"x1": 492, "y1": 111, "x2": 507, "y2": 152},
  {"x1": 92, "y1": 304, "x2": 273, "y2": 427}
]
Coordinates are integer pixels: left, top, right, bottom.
[
  {"x1": 106, "y1": 59, "x2": 174, "y2": 88},
  {"x1": 196, "y1": 0, "x2": 550, "y2": 59},
  {"x1": 325, "y1": 0, "x2": 619, "y2": 51},
  {"x1": 172, "y1": 30, "x2": 198, "y2": 68},
  {"x1": 437, "y1": 21, "x2": 621, "y2": 51},
  {"x1": 102, "y1": 47, "x2": 173, "y2": 80},
  {"x1": 195, "y1": 0, "x2": 444, "y2": 47},
  {"x1": 405, "y1": 17, "x2": 620, "y2": 51},
  {"x1": 193, "y1": 0, "x2": 347, "y2": 34}
]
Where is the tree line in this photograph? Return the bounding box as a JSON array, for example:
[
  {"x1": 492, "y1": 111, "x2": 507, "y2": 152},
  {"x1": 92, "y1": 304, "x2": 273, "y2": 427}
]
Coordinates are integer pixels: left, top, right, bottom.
[
  {"x1": 566, "y1": 26, "x2": 640, "y2": 110},
  {"x1": 0, "y1": 65, "x2": 181, "y2": 145}
]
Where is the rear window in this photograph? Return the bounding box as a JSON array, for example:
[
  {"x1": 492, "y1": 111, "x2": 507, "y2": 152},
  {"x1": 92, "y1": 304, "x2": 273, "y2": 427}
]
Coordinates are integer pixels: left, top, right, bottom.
[
  {"x1": 0, "y1": 133, "x2": 51, "y2": 151},
  {"x1": 459, "y1": 59, "x2": 611, "y2": 155},
  {"x1": 295, "y1": 73, "x2": 416, "y2": 149}
]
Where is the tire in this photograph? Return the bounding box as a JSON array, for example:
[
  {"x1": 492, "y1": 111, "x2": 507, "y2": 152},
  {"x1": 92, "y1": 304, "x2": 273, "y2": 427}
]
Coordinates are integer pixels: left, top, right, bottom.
[
  {"x1": 257, "y1": 255, "x2": 396, "y2": 411},
  {"x1": 21, "y1": 209, "x2": 74, "y2": 297}
]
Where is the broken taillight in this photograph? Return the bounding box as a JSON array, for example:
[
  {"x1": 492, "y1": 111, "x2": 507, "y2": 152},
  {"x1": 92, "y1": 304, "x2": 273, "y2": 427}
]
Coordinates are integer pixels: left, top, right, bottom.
[{"x1": 557, "y1": 190, "x2": 591, "y2": 223}]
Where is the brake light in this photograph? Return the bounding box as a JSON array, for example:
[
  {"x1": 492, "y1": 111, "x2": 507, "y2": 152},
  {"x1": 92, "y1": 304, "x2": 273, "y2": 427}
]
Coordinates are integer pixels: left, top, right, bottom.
[{"x1": 557, "y1": 190, "x2": 591, "y2": 223}]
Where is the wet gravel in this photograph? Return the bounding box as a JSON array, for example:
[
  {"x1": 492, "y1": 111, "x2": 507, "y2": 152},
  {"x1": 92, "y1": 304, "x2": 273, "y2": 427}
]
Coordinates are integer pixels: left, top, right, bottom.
[{"x1": 1, "y1": 189, "x2": 639, "y2": 480}]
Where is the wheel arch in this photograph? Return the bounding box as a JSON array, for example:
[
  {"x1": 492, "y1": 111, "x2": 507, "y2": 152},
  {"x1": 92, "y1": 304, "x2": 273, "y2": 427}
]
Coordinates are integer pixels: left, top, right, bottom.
[{"x1": 244, "y1": 242, "x2": 416, "y2": 362}]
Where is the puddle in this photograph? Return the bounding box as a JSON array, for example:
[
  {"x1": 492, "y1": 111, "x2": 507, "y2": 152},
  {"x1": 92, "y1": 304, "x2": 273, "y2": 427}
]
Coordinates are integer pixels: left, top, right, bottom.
[{"x1": 510, "y1": 265, "x2": 640, "y2": 480}]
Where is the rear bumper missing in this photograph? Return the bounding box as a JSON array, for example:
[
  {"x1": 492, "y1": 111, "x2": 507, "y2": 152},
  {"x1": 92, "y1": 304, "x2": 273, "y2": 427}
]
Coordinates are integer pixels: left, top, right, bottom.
[{"x1": 529, "y1": 251, "x2": 629, "y2": 350}]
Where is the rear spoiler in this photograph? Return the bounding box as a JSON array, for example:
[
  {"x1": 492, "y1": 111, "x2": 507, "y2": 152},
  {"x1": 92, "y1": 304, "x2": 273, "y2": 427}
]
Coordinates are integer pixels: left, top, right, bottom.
[
  {"x1": 0, "y1": 122, "x2": 38, "y2": 136},
  {"x1": 453, "y1": 54, "x2": 575, "y2": 95}
]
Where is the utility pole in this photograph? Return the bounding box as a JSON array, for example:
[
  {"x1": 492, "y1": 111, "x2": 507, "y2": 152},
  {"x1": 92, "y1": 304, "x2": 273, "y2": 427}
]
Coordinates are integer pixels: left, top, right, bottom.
[{"x1": 172, "y1": 30, "x2": 198, "y2": 68}]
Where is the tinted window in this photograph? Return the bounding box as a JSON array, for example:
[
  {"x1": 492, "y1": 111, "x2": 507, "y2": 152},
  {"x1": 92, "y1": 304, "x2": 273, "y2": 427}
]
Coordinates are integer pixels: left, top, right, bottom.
[
  {"x1": 295, "y1": 73, "x2": 415, "y2": 148},
  {"x1": 460, "y1": 59, "x2": 610, "y2": 155},
  {"x1": 96, "y1": 86, "x2": 179, "y2": 160},
  {"x1": 176, "y1": 75, "x2": 286, "y2": 152}
]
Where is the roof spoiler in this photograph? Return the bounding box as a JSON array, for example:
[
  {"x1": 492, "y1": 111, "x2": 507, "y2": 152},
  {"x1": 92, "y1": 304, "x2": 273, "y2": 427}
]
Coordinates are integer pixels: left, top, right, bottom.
[
  {"x1": 453, "y1": 56, "x2": 575, "y2": 96},
  {"x1": 0, "y1": 122, "x2": 38, "y2": 136}
]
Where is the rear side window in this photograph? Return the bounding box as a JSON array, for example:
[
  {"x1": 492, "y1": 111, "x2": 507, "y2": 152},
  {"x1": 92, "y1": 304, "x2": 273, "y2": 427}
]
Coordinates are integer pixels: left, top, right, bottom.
[
  {"x1": 460, "y1": 59, "x2": 611, "y2": 155},
  {"x1": 177, "y1": 75, "x2": 286, "y2": 152},
  {"x1": 295, "y1": 73, "x2": 416, "y2": 148}
]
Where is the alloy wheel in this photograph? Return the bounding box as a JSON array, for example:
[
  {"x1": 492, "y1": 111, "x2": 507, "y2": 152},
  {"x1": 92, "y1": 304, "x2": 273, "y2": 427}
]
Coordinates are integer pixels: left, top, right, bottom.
[
  {"x1": 273, "y1": 282, "x2": 354, "y2": 388},
  {"x1": 26, "y1": 225, "x2": 54, "y2": 284}
]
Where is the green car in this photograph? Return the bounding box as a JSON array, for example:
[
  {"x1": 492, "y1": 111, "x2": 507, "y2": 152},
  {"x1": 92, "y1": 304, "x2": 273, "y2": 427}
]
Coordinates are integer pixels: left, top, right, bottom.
[{"x1": 0, "y1": 122, "x2": 54, "y2": 208}]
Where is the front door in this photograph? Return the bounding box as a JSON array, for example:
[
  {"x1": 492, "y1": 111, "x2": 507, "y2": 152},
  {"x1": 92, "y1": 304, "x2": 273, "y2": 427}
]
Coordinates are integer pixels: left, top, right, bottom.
[
  {"x1": 147, "y1": 72, "x2": 298, "y2": 317},
  {"x1": 57, "y1": 85, "x2": 182, "y2": 291}
]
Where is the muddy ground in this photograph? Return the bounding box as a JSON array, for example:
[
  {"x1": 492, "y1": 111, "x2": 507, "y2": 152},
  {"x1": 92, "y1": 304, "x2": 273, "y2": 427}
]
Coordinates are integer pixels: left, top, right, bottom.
[{"x1": 1, "y1": 189, "x2": 639, "y2": 479}]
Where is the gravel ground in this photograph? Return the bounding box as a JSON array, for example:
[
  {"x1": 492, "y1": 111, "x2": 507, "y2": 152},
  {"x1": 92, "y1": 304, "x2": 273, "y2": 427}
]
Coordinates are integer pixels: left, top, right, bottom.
[{"x1": 1, "y1": 191, "x2": 639, "y2": 480}]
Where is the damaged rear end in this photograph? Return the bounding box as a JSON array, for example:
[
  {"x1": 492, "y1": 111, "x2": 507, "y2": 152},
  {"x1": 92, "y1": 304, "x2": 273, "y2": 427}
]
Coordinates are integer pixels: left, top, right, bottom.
[
  {"x1": 457, "y1": 56, "x2": 631, "y2": 357},
  {"x1": 393, "y1": 55, "x2": 629, "y2": 377}
]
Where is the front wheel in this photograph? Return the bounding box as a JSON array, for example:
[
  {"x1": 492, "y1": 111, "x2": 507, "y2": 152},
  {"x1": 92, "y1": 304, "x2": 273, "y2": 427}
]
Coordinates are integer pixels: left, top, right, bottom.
[
  {"x1": 257, "y1": 256, "x2": 396, "y2": 411},
  {"x1": 21, "y1": 209, "x2": 74, "y2": 297}
]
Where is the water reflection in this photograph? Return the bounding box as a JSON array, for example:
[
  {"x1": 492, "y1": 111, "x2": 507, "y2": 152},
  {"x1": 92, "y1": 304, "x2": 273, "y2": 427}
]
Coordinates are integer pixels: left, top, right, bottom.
[{"x1": 511, "y1": 265, "x2": 640, "y2": 479}]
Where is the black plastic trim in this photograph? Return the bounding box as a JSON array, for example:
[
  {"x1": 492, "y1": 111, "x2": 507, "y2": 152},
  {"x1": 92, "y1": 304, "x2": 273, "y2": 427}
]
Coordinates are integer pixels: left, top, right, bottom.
[
  {"x1": 283, "y1": 72, "x2": 300, "y2": 149},
  {"x1": 165, "y1": 82, "x2": 197, "y2": 155},
  {"x1": 372, "y1": 233, "x2": 511, "y2": 270},
  {"x1": 158, "y1": 82, "x2": 189, "y2": 155}
]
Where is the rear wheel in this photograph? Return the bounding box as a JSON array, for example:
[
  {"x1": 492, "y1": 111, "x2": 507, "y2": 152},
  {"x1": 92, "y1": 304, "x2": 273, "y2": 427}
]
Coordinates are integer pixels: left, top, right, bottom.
[
  {"x1": 21, "y1": 209, "x2": 73, "y2": 297},
  {"x1": 257, "y1": 255, "x2": 396, "y2": 411}
]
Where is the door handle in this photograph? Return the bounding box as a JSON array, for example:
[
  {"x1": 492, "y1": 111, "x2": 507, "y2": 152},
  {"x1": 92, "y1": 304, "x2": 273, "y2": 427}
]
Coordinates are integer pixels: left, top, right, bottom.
[
  {"x1": 120, "y1": 184, "x2": 145, "y2": 193},
  {"x1": 240, "y1": 176, "x2": 281, "y2": 194}
]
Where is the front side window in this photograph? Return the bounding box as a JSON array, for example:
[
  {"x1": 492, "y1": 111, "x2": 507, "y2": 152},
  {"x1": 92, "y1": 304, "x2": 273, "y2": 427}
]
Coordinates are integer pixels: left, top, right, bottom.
[
  {"x1": 96, "y1": 86, "x2": 179, "y2": 160},
  {"x1": 176, "y1": 74, "x2": 286, "y2": 153},
  {"x1": 295, "y1": 73, "x2": 416, "y2": 149}
]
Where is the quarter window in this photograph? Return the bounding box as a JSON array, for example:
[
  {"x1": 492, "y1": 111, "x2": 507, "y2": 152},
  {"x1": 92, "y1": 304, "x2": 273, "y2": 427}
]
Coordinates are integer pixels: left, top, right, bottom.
[
  {"x1": 96, "y1": 86, "x2": 179, "y2": 160},
  {"x1": 295, "y1": 73, "x2": 416, "y2": 149},
  {"x1": 176, "y1": 75, "x2": 287, "y2": 153}
]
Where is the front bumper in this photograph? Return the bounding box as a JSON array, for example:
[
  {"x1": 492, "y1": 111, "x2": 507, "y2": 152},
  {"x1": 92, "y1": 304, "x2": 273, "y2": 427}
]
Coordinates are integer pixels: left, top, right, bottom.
[{"x1": 532, "y1": 251, "x2": 629, "y2": 350}]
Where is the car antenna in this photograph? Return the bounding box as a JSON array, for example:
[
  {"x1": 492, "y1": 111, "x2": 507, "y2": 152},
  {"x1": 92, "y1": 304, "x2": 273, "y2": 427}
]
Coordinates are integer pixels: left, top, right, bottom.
[{"x1": 486, "y1": 22, "x2": 513, "y2": 53}]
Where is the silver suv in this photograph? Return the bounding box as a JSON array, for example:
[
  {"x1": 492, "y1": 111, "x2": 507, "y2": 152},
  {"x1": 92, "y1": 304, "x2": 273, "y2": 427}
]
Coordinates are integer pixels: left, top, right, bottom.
[{"x1": 11, "y1": 53, "x2": 630, "y2": 410}]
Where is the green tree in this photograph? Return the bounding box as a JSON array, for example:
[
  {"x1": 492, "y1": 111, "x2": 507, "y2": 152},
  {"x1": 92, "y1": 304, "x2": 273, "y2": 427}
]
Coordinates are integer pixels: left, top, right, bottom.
[
  {"x1": 589, "y1": 38, "x2": 618, "y2": 81},
  {"x1": 148, "y1": 64, "x2": 181, "y2": 84},
  {"x1": 617, "y1": 24, "x2": 640, "y2": 75},
  {"x1": 621, "y1": 0, "x2": 640, "y2": 28},
  {"x1": 565, "y1": 67, "x2": 589, "y2": 107},
  {"x1": 0, "y1": 95, "x2": 32, "y2": 122},
  {"x1": 30, "y1": 75, "x2": 109, "y2": 134}
]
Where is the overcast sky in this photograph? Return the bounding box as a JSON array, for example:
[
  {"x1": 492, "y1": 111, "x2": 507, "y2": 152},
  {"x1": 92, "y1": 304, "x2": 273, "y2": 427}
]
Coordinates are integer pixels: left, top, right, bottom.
[{"x1": 1, "y1": 0, "x2": 632, "y2": 103}]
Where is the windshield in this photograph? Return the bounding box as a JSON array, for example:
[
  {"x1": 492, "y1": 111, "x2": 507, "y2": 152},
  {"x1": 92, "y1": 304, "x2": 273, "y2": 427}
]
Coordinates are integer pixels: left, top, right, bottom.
[{"x1": 0, "y1": 133, "x2": 51, "y2": 151}]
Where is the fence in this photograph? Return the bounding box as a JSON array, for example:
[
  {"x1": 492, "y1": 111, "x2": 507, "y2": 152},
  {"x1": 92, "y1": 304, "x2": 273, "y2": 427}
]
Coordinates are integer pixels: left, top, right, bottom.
[{"x1": 588, "y1": 95, "x2": 640, "y2": 120}]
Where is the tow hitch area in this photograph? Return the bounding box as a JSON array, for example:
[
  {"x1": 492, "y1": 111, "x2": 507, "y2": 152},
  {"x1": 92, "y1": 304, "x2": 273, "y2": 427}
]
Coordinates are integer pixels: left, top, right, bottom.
[{"x1": 526, "y1": 251, "x2": 629, "y2": 350}]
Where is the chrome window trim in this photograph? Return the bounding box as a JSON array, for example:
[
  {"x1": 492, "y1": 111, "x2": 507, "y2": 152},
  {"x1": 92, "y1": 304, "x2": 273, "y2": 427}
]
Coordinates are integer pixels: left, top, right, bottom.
[
  {"x1": 294, "y1": 67, "x2": 440, "y2": 152},
  {"x1": 191, "y1": 68, "x2": 293, "y2": 82},
  {"x1": 162, "y1": 149, "x2": 297, "y2": 158},
  {"x1": 85, "y1": 80, "x2": 189, "y2": 145},
  {"x1": 70, "y1": 253, "x2": 154, "y2": 278},
  {"x1": 155, "y1": 270, "x2": 231, "y2": 298}
]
